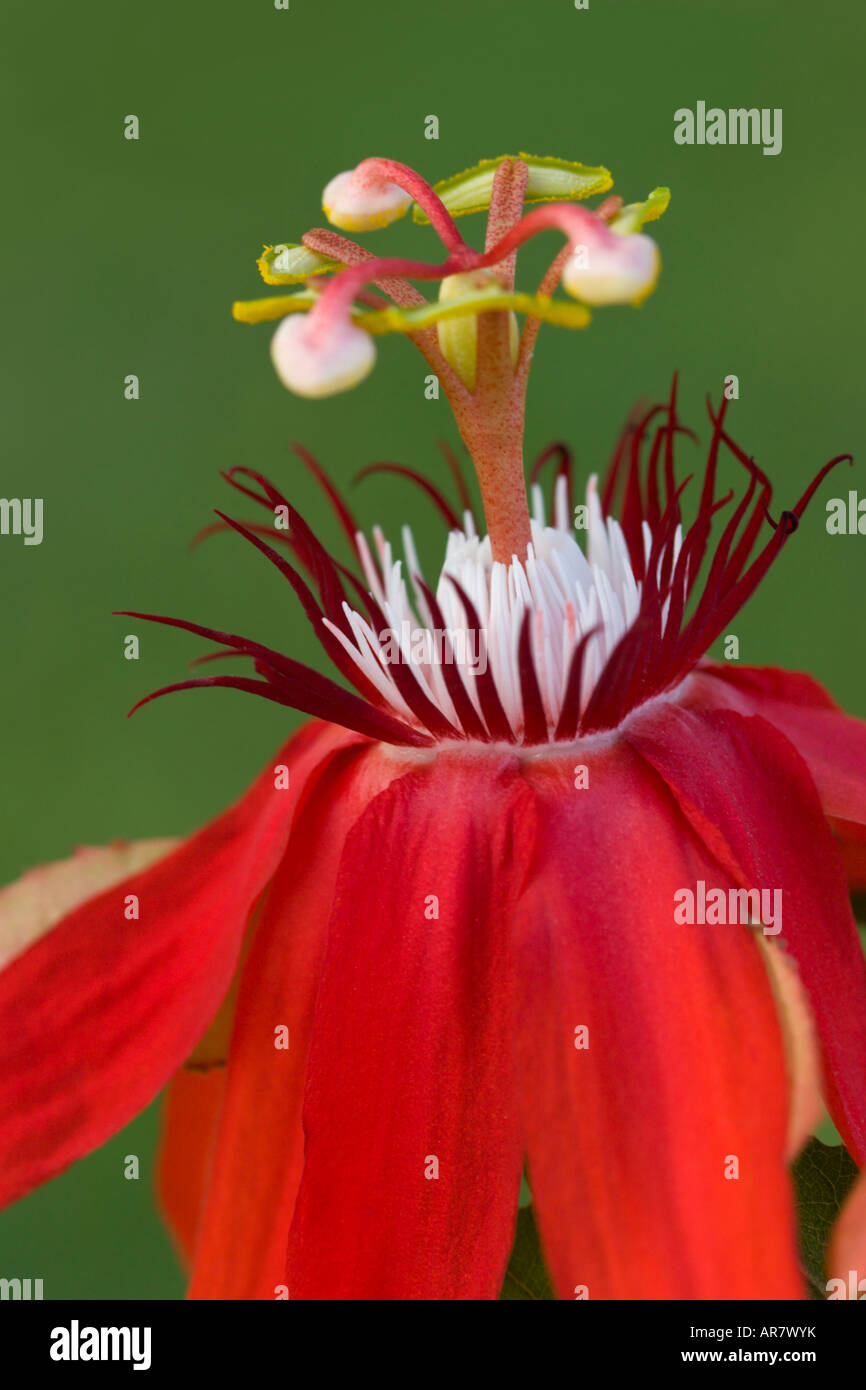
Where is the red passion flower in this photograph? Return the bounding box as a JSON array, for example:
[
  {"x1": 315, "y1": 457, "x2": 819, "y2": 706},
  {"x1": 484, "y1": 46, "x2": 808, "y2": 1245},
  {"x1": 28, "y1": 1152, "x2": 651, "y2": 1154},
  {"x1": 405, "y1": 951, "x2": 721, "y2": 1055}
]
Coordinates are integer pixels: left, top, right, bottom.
[{"x1": 1, "y1": 153, "x2": 865, "y2": 1301}]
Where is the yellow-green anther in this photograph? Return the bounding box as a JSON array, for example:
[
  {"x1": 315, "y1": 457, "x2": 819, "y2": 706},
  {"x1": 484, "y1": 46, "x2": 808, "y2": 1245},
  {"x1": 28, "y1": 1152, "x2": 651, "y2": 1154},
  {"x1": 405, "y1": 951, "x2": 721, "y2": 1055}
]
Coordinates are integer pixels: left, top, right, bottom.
[
  {"x1": 609, "y1": 187, "x2": 671, "y2": 237},
  {"x1": 413, "y1": 154, "x2": 612, "y2": 224},
  {"x1": 257, "y1": 243, "x2": 344, "y2": 286}
]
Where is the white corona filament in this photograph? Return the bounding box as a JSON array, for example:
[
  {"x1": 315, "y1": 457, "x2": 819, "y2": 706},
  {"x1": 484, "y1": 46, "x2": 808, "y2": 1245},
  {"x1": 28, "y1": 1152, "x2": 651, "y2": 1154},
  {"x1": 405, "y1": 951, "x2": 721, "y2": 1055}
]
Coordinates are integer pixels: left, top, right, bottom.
[{"x1": 322, "y1": 475, "x2": 682, "y2": 742}]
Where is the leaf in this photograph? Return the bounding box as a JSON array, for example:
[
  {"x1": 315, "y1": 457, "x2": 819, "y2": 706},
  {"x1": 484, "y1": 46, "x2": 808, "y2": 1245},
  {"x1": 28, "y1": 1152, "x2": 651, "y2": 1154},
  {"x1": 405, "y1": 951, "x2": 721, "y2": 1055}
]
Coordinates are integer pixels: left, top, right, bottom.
[
  {"x1": 499, "y1": 1205, "x2": 556, "y2": 1300},
  {"x1": 413, "y1": 153, "x2": 612, "y2": 224},
  {"x1": 257, "y1": 243, "x2": 344, "y2": 285},
  {"x1": 791, "y1": 1137, "x2": 859, "y2": 1298}
]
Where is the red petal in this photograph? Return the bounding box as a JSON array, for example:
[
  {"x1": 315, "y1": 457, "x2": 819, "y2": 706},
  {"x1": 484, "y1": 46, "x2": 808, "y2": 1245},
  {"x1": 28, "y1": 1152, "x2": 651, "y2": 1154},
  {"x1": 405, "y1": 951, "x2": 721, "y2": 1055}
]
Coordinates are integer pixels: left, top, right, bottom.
[
  {"x1": 515, "y1": 741, "x2": 803, "y2": 1299},
  {"x1": 157, "y1": 1068, "x2": 226, "y2": 1266},
  {"x1": 627, "y1": 702, "x2": 866, "y2": 1165},
  {"x1": 0, "y1": 719, "x2": 353, "y2": 1208},
  {"x1": 687, "y1": 664, "x2": 866, "y2": 886},
  {"x1": 285, "y1": 751, "x2": 532, "y2": 1299},
  {"x1": 188, "y1": 740, "x2": 401, "y2": 1299}
]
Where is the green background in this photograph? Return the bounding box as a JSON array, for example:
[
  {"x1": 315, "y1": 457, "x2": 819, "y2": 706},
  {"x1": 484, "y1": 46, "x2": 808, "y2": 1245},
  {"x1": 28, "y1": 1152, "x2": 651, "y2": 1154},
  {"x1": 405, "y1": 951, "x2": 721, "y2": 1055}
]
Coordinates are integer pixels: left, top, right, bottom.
[{"x1": 1, "y1": 0, "x2": 863, "y2": 1297}]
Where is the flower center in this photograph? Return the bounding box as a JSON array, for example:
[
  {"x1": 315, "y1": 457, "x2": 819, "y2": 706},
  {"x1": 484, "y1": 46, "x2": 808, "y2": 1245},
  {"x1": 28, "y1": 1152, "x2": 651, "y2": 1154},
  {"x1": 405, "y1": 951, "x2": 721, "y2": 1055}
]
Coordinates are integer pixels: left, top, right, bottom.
[
  {"x1": 330, "y1": 474, "x2": 648, "y2": 744},
  {"x1": 120, "y1": 387, "x2": 848, "y2": 751}
]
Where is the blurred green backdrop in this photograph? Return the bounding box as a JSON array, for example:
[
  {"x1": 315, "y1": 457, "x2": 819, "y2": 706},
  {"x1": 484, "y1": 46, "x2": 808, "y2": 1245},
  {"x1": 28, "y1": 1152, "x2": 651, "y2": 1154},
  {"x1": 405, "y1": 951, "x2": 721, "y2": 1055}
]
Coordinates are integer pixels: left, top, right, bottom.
[{"x1": 1, "y1": 0, "x2": 863, "y2": 1297}]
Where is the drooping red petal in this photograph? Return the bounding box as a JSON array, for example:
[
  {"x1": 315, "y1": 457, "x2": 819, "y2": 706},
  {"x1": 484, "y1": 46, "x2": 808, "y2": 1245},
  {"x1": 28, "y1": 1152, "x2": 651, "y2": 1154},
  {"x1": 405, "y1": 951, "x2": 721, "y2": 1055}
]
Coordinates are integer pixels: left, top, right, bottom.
[
  {"x1": 157, "y1": 923, "x2": 265, "y2": 1264},
  {"x1": 0, "y1": 718, "x2": 353, "y2": 1209},
  {"x1": 626, "y1": 702, "x2": 866, "y2": 1166},
  {"x1": 686, "y1": 663, "x2": 866, "y2": 887},
  {"x1": 285, "y1": 750, "x2": 533, "y2": 1299},
  {"x1": 188, "y1": 740, "x2": 401, "y2": 1299},
  {"x1": 157, "y1": 1068, "x2": 226, "y2": 1267},
  {"x1": 514, "y1": 741, "x2": 803, "y2": 1300}
]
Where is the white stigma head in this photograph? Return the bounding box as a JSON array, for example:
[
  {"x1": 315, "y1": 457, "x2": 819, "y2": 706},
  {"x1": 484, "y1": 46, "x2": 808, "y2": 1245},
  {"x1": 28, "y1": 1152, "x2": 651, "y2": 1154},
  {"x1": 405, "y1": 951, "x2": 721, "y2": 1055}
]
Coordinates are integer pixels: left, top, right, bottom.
[
  {"x1": 322, "y1": 168, "x2": 413, "y2": 231},
  {"x1": 562, "y1": 231, "x2": 660, "y2": 307},
  {"x1": 270, "y1": 314, "x2": 376, "y2": 398}
]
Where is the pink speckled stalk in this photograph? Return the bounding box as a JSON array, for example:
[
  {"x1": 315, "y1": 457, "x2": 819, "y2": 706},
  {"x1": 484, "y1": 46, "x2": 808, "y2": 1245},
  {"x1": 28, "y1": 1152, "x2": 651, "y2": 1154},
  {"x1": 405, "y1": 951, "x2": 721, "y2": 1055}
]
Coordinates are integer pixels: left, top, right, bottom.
[
  {"x1": 484, "y1": 159, "x2": 529, "y2": 289},
  {"x1": 457, "y1": 159, "x2": 532, "y2": 561}
]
